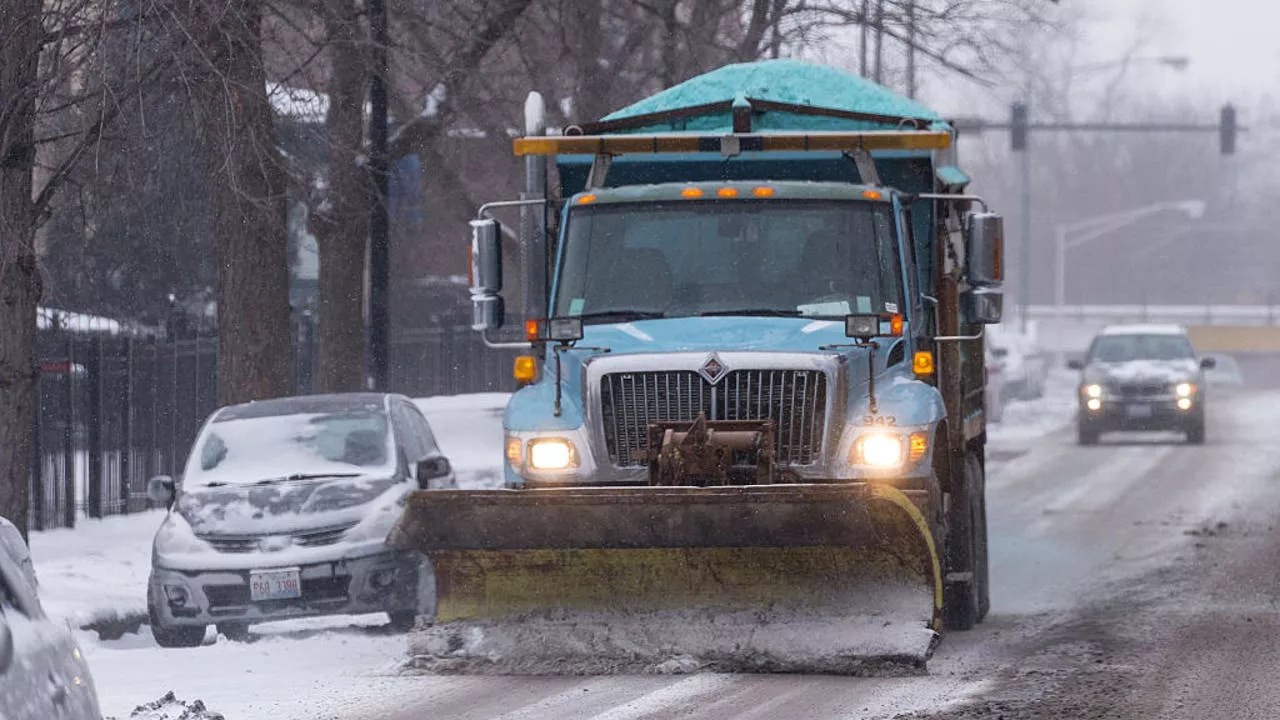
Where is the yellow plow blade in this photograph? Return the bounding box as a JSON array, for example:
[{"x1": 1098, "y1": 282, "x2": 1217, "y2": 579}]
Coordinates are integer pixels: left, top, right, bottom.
[{"x1": 389, "y1": 484, "x2": 943, "y2": 674}]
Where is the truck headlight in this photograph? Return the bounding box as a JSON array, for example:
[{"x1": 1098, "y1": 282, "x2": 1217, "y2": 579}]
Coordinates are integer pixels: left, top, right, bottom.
[
  {"x1": 851, "y1": 432, "x2": 904, "y2": 468},
  {"x1": 528, "y1": 438, "x2": 579, "y2": 471},
  {"x1": 1176, "y1": 382, "x2": 1195, "y2": 398}
]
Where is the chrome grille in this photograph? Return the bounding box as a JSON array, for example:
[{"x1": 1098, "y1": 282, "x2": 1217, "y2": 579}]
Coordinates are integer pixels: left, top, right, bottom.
[
  {"x1": 1115, "y1": 381, "x2": 1169, "y2": 398},
  {"x1": 600, "y1": 369, "x2": 827, "y2": 467},
  {"x1": 201, "y1": 536, "x2": 257, "y2": 554},
  {"x1": 293, "y1": 525, "x2": 353, "y2": 547}
]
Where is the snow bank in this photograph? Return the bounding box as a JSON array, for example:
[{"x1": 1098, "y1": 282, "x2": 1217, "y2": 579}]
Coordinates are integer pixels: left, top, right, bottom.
[
  {"x1": 415, "y1": 392, "x2": 509, "y2": 489},
  {"x1": 28, "y1": 510, "x2": 164, "y2": 631},
  {"x1": 988, "y1": 367, "x2": 1078, "y2": 444}
]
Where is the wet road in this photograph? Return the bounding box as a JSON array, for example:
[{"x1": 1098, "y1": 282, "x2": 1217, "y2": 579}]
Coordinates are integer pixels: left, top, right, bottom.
[{"x1": 339, "y1": 381, "x2": 1280, "y2": 719}]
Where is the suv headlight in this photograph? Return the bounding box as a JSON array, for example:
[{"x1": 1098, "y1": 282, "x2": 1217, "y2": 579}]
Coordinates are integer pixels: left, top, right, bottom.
[
  {"x1": 1083, "y1": 383, "x2": 1103, "y2": 399},
  {"x1": 1176, "y1": 382, "x2": 1195, "y2": 398}
]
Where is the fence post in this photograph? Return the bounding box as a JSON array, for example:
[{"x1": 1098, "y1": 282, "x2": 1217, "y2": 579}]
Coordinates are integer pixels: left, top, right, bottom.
[
  {"x1": 86, "y1": 337, "x2": 104, "y2": 519},
  {"x1": 31, "y1": 371, "x2": 43, "y2": 532},
  {"x1": 122, "y1": 338, "x2": 134, "y2": 510},
  {"x1": 62, "y1": 335, "x2": 76, "y2": 528}
]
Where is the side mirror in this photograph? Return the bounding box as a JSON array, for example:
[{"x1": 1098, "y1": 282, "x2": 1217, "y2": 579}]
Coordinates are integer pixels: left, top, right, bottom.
[
  {"x1": 1067, "y1": 359, "x2": 1084, "y2": 370},
  {"x1": 963, "y1": 286, "x2": 1003, "y2": 325},
  {"x1": 469, "y1": 218, "x2": 505, "y2": 331},
  {"x1": 0, "y1": 614, "x2": 13, "y2": 675},
  {"x1": 148, "y1": 475, "x2": 176, "y2": 508},
  {"x1": 415, "y1": 457, "x2": 453, "y2": 489},
  {"x1": 965, "y1": 212, "x2": 1005, "y2": 287},
  {"x1": 1200, "y1": 357, "x2": 1217, "y2": 370}
]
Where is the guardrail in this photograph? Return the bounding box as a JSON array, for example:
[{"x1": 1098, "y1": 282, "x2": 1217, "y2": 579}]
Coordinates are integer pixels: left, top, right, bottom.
[{"x1": 1023, "y1": 305, "x2": 1280, "y2": 326}]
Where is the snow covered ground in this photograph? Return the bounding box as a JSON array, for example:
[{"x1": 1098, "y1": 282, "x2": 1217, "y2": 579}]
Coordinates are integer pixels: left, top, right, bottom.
[
  {"x1": 21, "y1": 385, "x2": 1074, "y2": 718},
  {"x1": 23, "y1": 392, "x2": 509, "y2": 719}
]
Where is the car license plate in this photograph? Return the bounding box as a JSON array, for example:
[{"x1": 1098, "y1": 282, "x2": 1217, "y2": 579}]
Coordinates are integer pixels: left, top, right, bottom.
[
  {"x1": 249, "y1": 568, "x2": 301, "y2": 602},
  {"x1": 1126, "y1": 404, "x2": 1153, "y2": 419}
]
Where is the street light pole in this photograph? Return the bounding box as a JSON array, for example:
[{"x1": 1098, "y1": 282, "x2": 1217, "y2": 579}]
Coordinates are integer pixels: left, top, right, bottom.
[{"x1": 1053, "y1": 200, "x2": 1206, "y2": 316}]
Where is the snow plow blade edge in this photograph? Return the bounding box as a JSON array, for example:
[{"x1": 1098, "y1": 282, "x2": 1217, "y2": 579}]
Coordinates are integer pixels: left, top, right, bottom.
[{"x1": 389, "y1": 484, "x2": 944, "y2": 672}]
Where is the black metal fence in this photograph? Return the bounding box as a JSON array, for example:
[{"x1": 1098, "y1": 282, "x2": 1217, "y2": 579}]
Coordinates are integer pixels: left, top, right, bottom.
[{"x1": 31, "y1": 318, "x2": 518, "y2": 530}]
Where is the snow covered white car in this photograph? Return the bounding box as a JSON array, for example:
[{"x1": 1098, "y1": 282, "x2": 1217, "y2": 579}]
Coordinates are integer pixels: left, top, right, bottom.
[
  {"x1": 0, "y1": 516, "x2": 103, "y2": 720},
  {"x1": 1069, "y1": 324, "x2": 1214, "y2": 445},
  {"x1": 146, "y1": 393, "x2": 454, "y2": 647}
]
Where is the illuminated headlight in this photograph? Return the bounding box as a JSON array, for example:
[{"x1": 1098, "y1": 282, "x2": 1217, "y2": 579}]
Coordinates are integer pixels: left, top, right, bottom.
[
  {"x1": 1083, "y1": 384, "x2": 1103, "y2": 399},
  {"x1": 1086, "y1": 398, "x2": 1102, "y2": 411},
  {"x1": 851, "y1": 433, "x2": 905, "y2": 468},
  {"x1": 527, "y1": 438, "x2": 578, "y2": 471},
  {"x1": 1176, "y1": 383, "x2": 1195, "y2": 398},
  {"x1": 1177, "y1": 397, "x2": 1193, "y2": 410}
]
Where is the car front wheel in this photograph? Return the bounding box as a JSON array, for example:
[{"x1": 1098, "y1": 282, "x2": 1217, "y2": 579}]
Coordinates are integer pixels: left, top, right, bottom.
[{"x1": 149, "y1": 603, "x2": 206, "y2": 648}]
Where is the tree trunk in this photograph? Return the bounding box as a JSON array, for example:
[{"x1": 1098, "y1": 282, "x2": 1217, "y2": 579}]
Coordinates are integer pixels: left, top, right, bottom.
[
  {"x1": 0, "y1": 0, "x2": 43, "y2": 539},
  {"x1": 182, "y1": 0, "x2": 294, "y2": 406},
  {"x1": 313, "y1": 0, "x2": 369, "y2": 393}
]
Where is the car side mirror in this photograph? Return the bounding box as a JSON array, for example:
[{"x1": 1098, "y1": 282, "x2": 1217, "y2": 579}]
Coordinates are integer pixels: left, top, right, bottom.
[
  {"x1": 1200, "y1": 357, "x2": 1216, "y2": 369},
  {"x1": 1067, "y1": 359, "x2": 1084, "y2": 370},
  {"x1": 0, "y1": 614, "x2": 13, "y2": 675},
  {"x1": 415, "y1": 457, "x2": 452, "y2": 489},
  {"x1": 148, "y1": 475, "x2": 176, "y2": 508}
]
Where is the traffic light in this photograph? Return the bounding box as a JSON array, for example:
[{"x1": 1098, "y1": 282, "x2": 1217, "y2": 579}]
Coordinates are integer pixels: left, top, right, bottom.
[
  {"x1": 1011, "y1": 102, "x2": 1028, "y2": 151},
  {"x1": 1219, "y1": 104, "x2": 1237, "y2": 155}
]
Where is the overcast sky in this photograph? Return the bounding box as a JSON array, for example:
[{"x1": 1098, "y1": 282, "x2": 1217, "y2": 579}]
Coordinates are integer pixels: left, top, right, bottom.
[{"x1": 893, "y1": 0, "x2": 1278, "y2": 122}]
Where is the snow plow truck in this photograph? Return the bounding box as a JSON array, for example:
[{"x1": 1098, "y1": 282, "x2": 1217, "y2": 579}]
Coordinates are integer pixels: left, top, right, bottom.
[{"x1": 390, "y1": 58, "x2": 1003, "y2": 672}]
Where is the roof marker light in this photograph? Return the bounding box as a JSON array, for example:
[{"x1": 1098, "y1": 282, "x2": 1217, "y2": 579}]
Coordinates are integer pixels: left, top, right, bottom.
[
  {"x1": 752, "y1": 186, "x2": 775, "y2": 197},
  {"x1": 681, "y1": 187, "x2": 704, "y2": 198},
  {"x1": 862, "y1": 190, "x2": 883, "y2": 201},
  {"x1": 577, "y1": 194, "x2": 597, "y2": 204},
  {"x1": 717, "y1": 187, "x2": 739, "y2": 198}
]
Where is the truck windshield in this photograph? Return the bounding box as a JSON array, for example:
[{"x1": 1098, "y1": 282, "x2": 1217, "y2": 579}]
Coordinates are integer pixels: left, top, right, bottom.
[{"x1": 554, "y1": 200, "x2": 904, "y2": 321}]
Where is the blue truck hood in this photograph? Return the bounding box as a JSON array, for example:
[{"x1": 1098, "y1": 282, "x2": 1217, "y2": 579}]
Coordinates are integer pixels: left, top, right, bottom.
[{"x1": 507, "y1": 317, "x2": 941, "y2": 431}]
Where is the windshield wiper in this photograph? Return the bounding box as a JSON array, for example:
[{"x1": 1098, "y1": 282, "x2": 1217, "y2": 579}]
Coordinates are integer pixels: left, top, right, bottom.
[
  {"x1": 254, "y1": 472, "x2": 363, "y2": 486},
  {"x1": 575, "y1": 310, "x2": 667, "y2": 324},
  {"x1": 698, "y1": 308, "x2": 803, "y2": 317}
]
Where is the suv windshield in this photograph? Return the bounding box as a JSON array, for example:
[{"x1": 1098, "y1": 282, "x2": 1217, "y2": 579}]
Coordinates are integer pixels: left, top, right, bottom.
[
  {"x1": 183, "y1": 409, "x2": 394, "y2": 488},
  {"x1": 1088, "y1": 334, "x2": 1195, "y2": 363},
  {"x1": 554, "y1": 200, "x2": 904, "y2": 321}
]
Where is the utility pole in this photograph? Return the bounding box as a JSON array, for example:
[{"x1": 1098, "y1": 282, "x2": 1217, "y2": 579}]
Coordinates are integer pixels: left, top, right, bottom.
[
  {"x1": 1011, "y1": 101, "x2": 1030, "y2": 333},
  {"x1": 859, "y1": 0, "x2": 868, "y2": 77},
  {"x1": 873, "y1": 0, "x2": 884, "y2": 84},
  {"x1": 906, "y1": 0, "x2": 917, "y2": 98},
  {"x1": 367, "y1": 0, "x2": 390, "y2": 390}
]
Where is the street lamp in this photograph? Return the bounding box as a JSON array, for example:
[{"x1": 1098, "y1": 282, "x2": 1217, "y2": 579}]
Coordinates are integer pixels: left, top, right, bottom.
[
  {"x1": 1069, "y1": 55, "x2": 1191, "y2": 74},
  {"x1": 1053, "y1": 200, "x2": 1205, "y2": 315}
]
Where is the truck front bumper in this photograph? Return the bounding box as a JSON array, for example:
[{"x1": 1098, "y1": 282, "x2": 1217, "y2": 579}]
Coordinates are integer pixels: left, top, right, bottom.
[{"x1": 149, "y1": 549, "x2": 423, "y2": 627}]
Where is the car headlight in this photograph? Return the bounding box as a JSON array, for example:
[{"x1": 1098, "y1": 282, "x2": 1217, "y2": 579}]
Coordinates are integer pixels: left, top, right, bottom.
[
  {"x1": 1083, "y1": 383, "x2": 1103, "y2": 399},
  {"x1": 1176, "y1": 382, "x2": 1195, "y2": 398},
  {"x1": 527, "y1": 438, "x2": 579, "y2": 471}
]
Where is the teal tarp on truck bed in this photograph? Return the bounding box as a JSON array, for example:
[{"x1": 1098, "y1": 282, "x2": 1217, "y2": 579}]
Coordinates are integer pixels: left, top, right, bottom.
[{"x1": 597, "y1": 59, "x2": 949, "y2": 135}]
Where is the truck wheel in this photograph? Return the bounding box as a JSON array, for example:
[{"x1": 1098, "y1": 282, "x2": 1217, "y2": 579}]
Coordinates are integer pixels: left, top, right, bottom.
[{"x1": 943, "y1": 452, "x2": 984, "y2": 631}]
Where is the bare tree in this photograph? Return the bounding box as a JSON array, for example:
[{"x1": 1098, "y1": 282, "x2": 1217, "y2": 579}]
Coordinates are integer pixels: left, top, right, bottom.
[{"x1": 172, "y1": 0, "x2": 295, "y2": 405}]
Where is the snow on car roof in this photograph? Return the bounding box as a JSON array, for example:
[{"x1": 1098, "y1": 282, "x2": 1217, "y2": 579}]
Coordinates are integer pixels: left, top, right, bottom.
[
  {"x1": 216, "y1": 393, "x2": 392, "y2": 421},
  {"x1": 1099, "y1": 323, "x2": 1187, "y2": 337}
]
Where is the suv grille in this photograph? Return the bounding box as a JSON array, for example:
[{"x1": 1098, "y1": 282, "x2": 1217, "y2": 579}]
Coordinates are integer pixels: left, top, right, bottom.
[{"x1": 600, "y1": 369, "x2": 827, "y2": 467}]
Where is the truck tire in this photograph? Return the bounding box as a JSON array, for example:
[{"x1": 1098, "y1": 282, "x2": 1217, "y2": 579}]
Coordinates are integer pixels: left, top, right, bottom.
[{"x1": 943, "y1": 452, "x2": 987, "y2": 631}]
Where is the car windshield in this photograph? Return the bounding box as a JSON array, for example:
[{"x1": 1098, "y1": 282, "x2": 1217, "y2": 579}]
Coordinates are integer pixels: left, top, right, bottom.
[
  {"x1": 1089, "y1": 334, "x2": 1196, "y2": 363},
  {"x1": 553, "y1": 200, "x2": 904, "y2": 321},
  {"x1": 183, "y1": 408, "x2": 394, "y2": 488}
]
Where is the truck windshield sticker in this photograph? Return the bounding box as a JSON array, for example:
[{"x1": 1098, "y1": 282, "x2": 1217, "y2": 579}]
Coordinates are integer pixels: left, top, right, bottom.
[
  {"x1": 569, "y1": 298, "x2": 586, "y2": 316},
  {"x1": 856, "y1": 296, "x2": 873, "y2": 313},
  {"x1": 885, "y1": 302, "x2": 899, "y2": 314},
  {"x1": 799, "y1": 301, "x2": 851, "y2": 317}
]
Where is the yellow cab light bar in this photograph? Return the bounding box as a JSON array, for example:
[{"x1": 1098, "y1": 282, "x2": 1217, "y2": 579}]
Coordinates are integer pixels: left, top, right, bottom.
[{"x1": 513, "y1": 130, "x2": 952, "y2": 157}]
